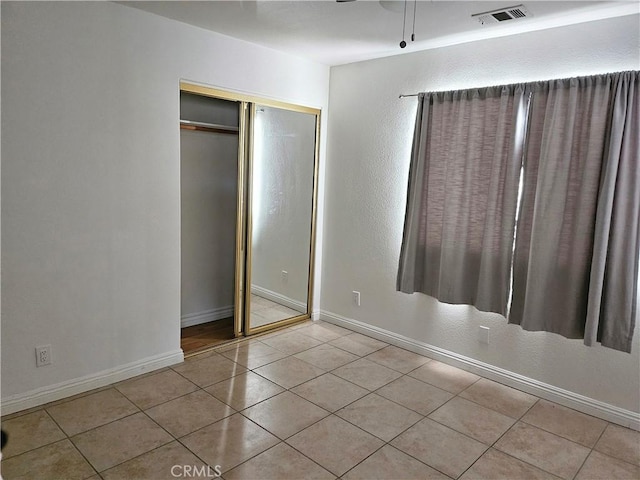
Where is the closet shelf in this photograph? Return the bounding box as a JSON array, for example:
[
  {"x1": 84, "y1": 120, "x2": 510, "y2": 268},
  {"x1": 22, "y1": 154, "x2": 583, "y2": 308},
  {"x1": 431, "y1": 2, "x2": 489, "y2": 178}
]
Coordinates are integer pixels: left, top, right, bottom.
[{"x1": 179, "y1": 119, "x2": 239, "y2": 134}]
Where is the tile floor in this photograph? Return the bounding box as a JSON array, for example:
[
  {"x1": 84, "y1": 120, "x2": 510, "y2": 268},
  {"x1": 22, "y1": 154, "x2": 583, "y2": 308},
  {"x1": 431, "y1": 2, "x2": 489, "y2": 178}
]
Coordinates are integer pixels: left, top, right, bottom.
[
  {"x1": 1, "y1": 320, "x2": 639, "y2": 480},
  {"x1": 249, "y1": 295, "x2": 305, "y2": 328}
]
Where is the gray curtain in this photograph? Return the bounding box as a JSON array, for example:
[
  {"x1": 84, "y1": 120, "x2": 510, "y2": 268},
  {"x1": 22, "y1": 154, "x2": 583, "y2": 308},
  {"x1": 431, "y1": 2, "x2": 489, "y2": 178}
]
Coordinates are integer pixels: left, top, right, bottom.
[
  {"x1": 509, "y1": 72, "x2": 639, "y2": 352},
  {"x1": 585, "y1": 72, "x2": 639, "y2": 352},
  {"x1": 397, "y1": 85, "x2": 528, "y2": 315},
  {"x1": 399, "y1": 71, "x2": 639, "y2": 353}
]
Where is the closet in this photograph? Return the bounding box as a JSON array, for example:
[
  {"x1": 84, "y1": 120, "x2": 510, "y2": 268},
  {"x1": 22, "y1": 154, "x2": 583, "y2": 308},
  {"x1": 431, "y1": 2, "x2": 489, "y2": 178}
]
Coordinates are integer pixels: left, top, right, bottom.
[
  {"x1": 180, "y1": 92, "x2": 240, "y2": 353},
  {"x1": 179, "y1": 82, "x2": 320, "y2": 354}
]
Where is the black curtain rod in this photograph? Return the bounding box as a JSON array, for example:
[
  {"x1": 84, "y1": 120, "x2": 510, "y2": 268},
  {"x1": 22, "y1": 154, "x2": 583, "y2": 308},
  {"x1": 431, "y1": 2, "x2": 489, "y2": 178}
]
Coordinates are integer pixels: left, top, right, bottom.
[{"x1": 399, "y1": 93, "x2": 420, "y2": 98}]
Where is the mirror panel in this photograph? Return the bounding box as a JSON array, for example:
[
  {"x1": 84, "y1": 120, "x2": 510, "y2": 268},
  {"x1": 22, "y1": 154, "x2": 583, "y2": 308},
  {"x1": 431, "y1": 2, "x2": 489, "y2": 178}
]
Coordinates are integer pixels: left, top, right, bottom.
[{"x1": 247, "y1": 104, "x2": 318, "y2": 331}]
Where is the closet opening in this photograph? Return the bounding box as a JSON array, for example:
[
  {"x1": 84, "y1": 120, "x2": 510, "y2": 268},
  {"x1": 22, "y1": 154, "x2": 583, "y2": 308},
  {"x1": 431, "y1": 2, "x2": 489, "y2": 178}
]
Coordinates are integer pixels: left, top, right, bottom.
[
  {"x1": 180, "y1": 91, "x2": 241, "y2": 355},
  {"x1": 178, "y1": 81, "x2": 321, "y2": 352}
]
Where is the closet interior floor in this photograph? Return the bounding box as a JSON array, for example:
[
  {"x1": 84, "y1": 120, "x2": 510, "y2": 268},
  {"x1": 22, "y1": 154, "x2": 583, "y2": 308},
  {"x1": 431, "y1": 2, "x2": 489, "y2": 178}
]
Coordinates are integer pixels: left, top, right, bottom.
[
  {"x1": 1, "y1": 320, "x2": 638, "y2": 480},
  {"x1": 181, "y1": 317, "x2": 235, "y2": 355}
]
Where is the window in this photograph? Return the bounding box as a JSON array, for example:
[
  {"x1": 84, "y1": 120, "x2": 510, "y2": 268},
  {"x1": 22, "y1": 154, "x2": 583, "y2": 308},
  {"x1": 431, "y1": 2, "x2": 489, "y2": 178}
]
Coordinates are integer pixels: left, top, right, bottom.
[{"x1": 398, "y1": 71, "x2": 639, "y2": 353}]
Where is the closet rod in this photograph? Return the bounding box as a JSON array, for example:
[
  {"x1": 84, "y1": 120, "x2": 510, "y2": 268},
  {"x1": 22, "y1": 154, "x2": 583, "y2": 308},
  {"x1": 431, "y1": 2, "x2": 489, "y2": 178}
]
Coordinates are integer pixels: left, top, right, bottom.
[{"x1": 179, "y1": 119, "x2": 239, "y2": 134}]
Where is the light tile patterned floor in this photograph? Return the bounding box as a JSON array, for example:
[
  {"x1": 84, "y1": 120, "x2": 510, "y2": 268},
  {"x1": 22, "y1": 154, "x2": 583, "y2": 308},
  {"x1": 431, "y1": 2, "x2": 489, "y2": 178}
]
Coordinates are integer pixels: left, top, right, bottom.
[
  {"x1": 2, "y1": 320, "x2": 639, "y2": 480},
  {"x1": 250, "y1": 294, "x2": 304, "y2": 329}
]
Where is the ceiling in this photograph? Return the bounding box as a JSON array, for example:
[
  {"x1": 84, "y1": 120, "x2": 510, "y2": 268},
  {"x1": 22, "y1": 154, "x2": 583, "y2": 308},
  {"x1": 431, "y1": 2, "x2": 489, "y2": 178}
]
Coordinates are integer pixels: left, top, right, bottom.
[{"x1": 120, "y1": 1, "x2": 639, "y2": 65}]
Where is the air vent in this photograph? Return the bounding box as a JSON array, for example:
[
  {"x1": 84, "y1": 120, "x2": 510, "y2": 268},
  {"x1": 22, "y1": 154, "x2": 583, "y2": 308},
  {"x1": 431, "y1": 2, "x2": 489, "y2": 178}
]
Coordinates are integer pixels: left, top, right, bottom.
[{"x1": 472, "y1": 5, "x2": 532, "y2": 25}]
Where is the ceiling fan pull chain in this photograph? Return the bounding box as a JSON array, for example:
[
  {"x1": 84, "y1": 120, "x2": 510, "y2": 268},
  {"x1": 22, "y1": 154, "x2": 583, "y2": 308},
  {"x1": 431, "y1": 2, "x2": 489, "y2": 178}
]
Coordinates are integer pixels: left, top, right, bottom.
[
  {"x1": 411, "y1": 0, "x2": 417, "y2": 41},
  {"x1": 400, "y1": 0, "x2": 407, "y2": 48}
]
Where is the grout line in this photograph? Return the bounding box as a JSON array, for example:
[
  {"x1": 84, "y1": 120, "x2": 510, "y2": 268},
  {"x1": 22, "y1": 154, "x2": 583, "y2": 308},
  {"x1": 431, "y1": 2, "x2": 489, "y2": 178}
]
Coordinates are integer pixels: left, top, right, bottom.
[
  {"x1": 95, "y1": 438, "x2": 174, "y2": 475},
  {"x1": 173, "y1": 434, "x2": 222, "y2": 477},
  {"x1": 516, "y1": 401, "x2": 610, "y2": 450}
]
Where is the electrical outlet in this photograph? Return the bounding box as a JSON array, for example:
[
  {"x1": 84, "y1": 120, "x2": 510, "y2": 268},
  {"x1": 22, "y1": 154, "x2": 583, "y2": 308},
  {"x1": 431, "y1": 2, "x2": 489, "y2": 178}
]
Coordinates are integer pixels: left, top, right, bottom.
[
  {"x1": 352, "y1": 291, "x2": 361, "y2": 307},
  {"x1": 36, "y1": 345, "x2": 52, "y2": 367},
  {"x1": 281, "y1": 270, "x2": 288, "y2": 283},
  {"x1": 478, "y1": 326, "x2": 490, "y2": 345}
]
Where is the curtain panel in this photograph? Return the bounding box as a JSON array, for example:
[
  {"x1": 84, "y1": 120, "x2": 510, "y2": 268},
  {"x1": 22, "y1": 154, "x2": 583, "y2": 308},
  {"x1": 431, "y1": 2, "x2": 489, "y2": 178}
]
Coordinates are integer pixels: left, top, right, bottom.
[
  {"x1": 397, "y1": 85, "x2": 529, "y2": 316},
  {"x1": 398, "y1": 71, "x2": 639, "y2": 353},
  {"x1": 584, "y1": 71, "x2": 640, "y2": 352},
  {"x1": 510, "y1": 75, "x2": 617, "y2": 339}
]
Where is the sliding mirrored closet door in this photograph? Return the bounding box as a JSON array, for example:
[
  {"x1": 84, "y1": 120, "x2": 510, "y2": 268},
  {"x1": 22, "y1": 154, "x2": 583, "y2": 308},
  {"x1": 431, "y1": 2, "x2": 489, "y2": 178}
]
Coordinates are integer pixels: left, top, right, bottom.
[
  {"x1": 245, "y1": 104, "x2": 320, "y2": 334},
  {"x1": 179, "y1": 82, "x2": 320, "y2": 338}
]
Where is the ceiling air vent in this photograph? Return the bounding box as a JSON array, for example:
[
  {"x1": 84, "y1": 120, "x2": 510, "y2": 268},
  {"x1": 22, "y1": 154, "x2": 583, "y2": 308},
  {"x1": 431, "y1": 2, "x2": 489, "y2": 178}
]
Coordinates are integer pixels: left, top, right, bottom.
[{"x1": 472, "y1": 5, "x2": 532, "y2": 25}]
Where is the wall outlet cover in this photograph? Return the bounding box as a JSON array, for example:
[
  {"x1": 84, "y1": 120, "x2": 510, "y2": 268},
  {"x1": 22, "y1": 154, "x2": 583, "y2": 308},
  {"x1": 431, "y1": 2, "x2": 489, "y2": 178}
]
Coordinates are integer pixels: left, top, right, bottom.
[
  {"x1": 36, "y1": 345, "x2": 52, "y2": 367},
  {"x1": 478, "y1": 326, "x2": 490, "y2": 345},
  {"x1": 352, "y1": 291, "x2": 361, "y2": 306}
]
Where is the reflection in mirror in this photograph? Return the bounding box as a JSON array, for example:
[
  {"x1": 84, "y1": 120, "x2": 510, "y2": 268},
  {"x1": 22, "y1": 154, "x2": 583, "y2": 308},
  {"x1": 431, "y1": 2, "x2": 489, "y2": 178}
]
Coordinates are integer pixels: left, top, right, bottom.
[{"x1": 248, "y1": 105, "x2": 317, "y2": 330}]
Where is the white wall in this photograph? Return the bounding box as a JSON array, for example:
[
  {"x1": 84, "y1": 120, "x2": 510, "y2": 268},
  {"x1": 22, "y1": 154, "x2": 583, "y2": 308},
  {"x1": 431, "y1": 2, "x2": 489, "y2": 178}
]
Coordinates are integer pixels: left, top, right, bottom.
[
  {"x1": 322, "y1": 14, "x2": 640, "y2": 415},
  {"x1": 180, "y1": 129, "x2": 237, "y2": 324},
  {"x1": 1, "y1": 1, "x2": 329, "y2": 408}
]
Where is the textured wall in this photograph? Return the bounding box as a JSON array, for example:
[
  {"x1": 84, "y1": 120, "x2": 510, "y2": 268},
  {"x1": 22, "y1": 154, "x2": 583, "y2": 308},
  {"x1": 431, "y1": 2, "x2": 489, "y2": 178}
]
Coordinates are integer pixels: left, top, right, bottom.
[
  {"x1": 180, "y1": 129, "x2": 238, "y2": 319},
  {"x1": 322, "y1": 14, "x2": 640, "y2": 412},
  {"x1": 1, "y1": 1, "x2": 329, "y2": 400}
]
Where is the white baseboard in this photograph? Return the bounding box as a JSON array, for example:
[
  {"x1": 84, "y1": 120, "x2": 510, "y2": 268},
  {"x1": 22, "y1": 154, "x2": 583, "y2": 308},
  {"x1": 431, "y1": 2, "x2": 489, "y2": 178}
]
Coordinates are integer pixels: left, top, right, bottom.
[
  {"x1": 320, "y1": 309, "x2": 640, "y2": 431},
  {"x1": 1, "y1": 349, "x2": 184, "y2": 416},
  {"x1": 181, "y1": 305, "x2": 234, "y2": 328},
  {"x1": 251, "y1": 285, "x2": 306, "y2": 313}
]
